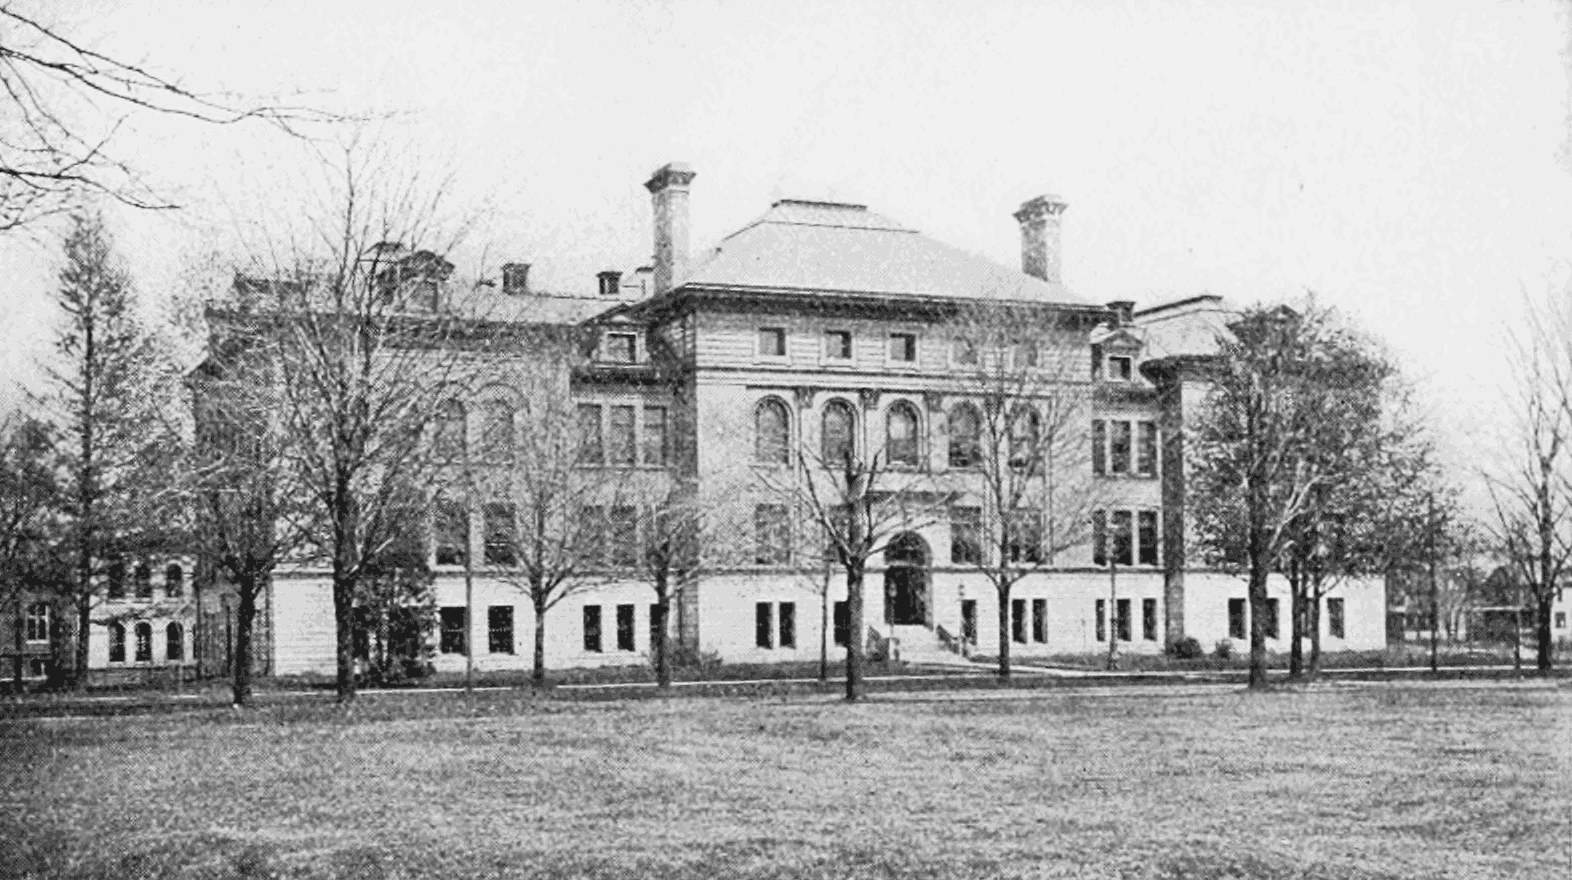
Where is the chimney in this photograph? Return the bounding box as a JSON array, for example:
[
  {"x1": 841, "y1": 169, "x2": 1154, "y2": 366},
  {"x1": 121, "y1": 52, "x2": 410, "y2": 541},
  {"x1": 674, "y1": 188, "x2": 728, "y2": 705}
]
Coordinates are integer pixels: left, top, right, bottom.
[
  {"x1": 645, "y1": 162, "x2": 696, "y2": 296},
  {"x1": 1107, "y1": 300, "x2": 1135, "y2": 326},
  {"x1": 597, "y1": 270, "x2": 622, "y2": 297},
  {"x1": 501, "y1": 262, "x2": 530, "y2": 295},
  {"x1": 1013, "y1": 194, "x2": 1069, "y2": 284}
]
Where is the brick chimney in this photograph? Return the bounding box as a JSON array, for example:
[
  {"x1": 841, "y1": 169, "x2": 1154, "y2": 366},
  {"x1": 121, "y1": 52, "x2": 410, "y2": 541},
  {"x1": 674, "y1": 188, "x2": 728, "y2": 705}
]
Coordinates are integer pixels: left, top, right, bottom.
[
  {"x1": 1013, "y1": 194, "x2": 1069, "y2": 285},
  {"x1": 501, "y1": 262, "x2": 530, "y2": 295},
  {"x1": 645, "y1": 162, "x2": 696, "y2": 296}
]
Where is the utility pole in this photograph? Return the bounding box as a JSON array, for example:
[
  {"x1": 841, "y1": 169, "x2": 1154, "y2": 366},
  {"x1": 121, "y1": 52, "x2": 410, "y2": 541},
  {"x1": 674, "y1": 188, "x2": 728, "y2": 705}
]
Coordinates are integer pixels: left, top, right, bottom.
[{"x1": 1428, "y1": 493, "x2": 1439, "y2": 675}]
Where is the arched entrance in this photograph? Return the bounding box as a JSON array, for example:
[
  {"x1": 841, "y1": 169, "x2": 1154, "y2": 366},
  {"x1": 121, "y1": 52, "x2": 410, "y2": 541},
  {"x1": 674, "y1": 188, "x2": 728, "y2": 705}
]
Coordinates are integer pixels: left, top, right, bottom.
[{"x1": 884, "y1": 532, "x2": 931, "y2": 627}]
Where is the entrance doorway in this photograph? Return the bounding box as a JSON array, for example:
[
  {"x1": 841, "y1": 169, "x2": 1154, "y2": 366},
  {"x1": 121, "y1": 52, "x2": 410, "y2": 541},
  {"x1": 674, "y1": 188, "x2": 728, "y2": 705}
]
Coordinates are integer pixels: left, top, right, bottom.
[{"x1": 884, "y1": 532, "x2": 931, "y2": 626}]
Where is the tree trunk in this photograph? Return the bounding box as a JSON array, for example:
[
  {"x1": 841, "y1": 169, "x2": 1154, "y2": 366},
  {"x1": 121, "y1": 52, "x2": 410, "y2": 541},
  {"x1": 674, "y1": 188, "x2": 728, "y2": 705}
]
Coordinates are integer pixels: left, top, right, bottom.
[
  {"x1": 233, "y1": 574, "x2": 257, "y2": 707},
  {"x1": 532, "y1": 592, "x2": 548, "y2": 687},
  {"x1": 12, "y1": 596, "x2": 23, "y2": 694},
  {"x1": 819, "y1": 571, "x2": 829, "y2": 683},
  {"x1": 1308, "y1": 591, "x2": 1323, "y2": 675},
  {"x1": 73, "y1": 593, "x2": 91, "y2": 691},
  {"x1": 845, "y1": 562, "x2": 864, "y2": 702},
  {"x1": 1247, "y1": 560, "x2": 1269, "y2": 690},
  {"x1": 1287, "y1": 563, "x2": 1304, "y2": 681},
  {"x1": 1535, "y1": 595, "x2": 1553, "y2": 674},
  {"x1": 654, "y1": 572, "x2": 670, "y2": 690},
  {"x1": 997, "y1": 582, "x2": 1012, "y2": 680}
]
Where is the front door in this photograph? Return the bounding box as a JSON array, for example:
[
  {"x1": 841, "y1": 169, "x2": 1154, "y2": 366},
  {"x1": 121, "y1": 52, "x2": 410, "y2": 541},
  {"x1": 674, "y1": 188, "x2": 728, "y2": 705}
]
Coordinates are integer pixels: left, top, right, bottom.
[{"x1": 883, "y1": 532, "x2": 931, "y2": 627}]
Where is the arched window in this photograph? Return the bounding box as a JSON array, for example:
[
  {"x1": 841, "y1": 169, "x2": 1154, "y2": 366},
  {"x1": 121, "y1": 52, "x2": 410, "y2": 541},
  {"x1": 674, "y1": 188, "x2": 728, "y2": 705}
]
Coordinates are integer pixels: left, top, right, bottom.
[
  {"x1": 134, "y1": 622, "x2": 153, "y2": 662},
  {"x1": 948, "y1": 403, "x2": 982, "y2": 469},
  {"x1": 885, "y1": 402, "x2": 921, "y2": 468},
  {"x1": 1009, "y1": 405, "x2": 1041, "y2": 471},
  {"x1": 481, "y1": 399, "x2": 515, "y2": 462},
  {"x1": 108, "y1": 622, "x2": 126, "y2": 663},
  {"x1": 754, "y1": 398, "x2": 790, "y2": 466},
  {"x1": 821, "y1": 399, "x2": 857, "y2": 466},
  {"x1": 164, "y1": 564, "x2": 184, "y2": 599},
  {"x1": 166, "y1": 622, "x2": 184, "y2": 662},
  {"x1": 433, "y1": 399, "x2": 466, "y2": 460},
  {"x1": 133, "y1": 563, "x2": 152, "y2": 600}
]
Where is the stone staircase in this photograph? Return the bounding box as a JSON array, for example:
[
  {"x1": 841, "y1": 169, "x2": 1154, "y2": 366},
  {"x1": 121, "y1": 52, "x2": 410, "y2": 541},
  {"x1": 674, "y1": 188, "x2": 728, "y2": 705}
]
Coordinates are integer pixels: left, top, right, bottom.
[{"x1": 890, "y1": 624, "x2": 979, "y2": 668}]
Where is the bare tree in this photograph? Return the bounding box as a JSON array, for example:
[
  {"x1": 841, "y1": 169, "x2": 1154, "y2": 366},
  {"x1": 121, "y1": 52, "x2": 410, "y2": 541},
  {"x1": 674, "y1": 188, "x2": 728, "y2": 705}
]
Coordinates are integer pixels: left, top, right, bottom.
[
  {"x1": 942, "y1": 302, "x2": 1098, "y2": 679},
  {"x1": 1189, "y1": 301, "x2": 1390, "y2": 689},
  {"x1": 217, "y1": 144, "x2": 482, "y2": 703},
  {"x1": 628, "y1": 482, "x2": 703, "y2": 689},
  {"x1": 757, "y1": 400, "x2": 942, "y2": 702},
  {"x1": 1484, "y1": 285, "x2": 1572, "y2": 674},
  {"x1": 0, "y1": 4, "x2": 333, "y2": 232}
]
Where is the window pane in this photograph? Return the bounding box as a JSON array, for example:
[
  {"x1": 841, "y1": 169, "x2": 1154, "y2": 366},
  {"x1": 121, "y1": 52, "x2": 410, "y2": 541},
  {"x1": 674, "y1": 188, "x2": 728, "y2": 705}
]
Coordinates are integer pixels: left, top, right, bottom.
[
  {"x1": 754, "y1": 400, "x2": 790, "y2": 465},
  {"x1": 1092, "y1": 510, "x2": 1107, "y2": 566},
  {"x1": 165, "y1": 564, "x2": 184, "y2": 598},
  {"x1": 578, "y1": 506, "x2": 604, "y2": 568},
  {"x1": 1007, "y1": 510, "x2": 1043, "y2": 564},
  {"x1": 166, "y1": 623, "x2": 184, "y2": 661},
  {"x1": 134, "y1": 563, "x2": 152, "y2": 599},
  {"x1": 609, "y1": 506, "x2": 639, "y2": 568},
  {"x1": 754, "y1": 505, "x2": 790, "y2": 565},
  {"x1": 609, "y1": 405, "x2": 636, "y2": 467},
  {"x1": 109, "y1": 623, "x2": 125, "y2": 662},
  {"x1": 960, "y1": 600, "x2": 977, "y2": 644},
  {"x1": 577, "y1": 404, "x2": 603, "y2": 465},
  {"x1": 135, "y1": 622, "x2": 152, "y2": 661},
  {"x1": 949, "y1": 405, "x2": 980, "y2": 468},
  {"x1": 1031, "y1": 599, "x2": 1047, "y2": 643},
  {"x1": 1142, "y1": 598, "x2": 1158, "y2": 641},
  {"x1": 1264, "y1": 598, "x2": 1280, "y2": 639},
  {"x1": 1138, "y1": 510, "x2": 1159, "y2": 566},
  {"x1": 435, "y1": 501, "x2": 468, "y2": 566},
  {"x1": 1137, "y1": 422, "x2": 1158, "y2": 476},
  {"x1": 1112, "y1": 510, "x2": 1134, "y2": 566},
  {"x1": 1011, "y1": 599, "x2": 1026, "y2": 643},
  {"x1": 825, "y1": 330, "x2": 852, "y2": 359},
  {"x1": 759, "y1": 328, "x2": 786, "y2": 356},
  {"x1": 756, "y1": 602, "x2": 773, "y2": 648},
  {"x1": 833, "y1": 601, "x2": 849, "y2": 647},
  {"x1": 583, "y1": 605, "x2": 602, "y2": 652},
  {"x1": 1095, "y1": 600, "x2": 1106, "y2": 642},
  {"x1": 1228, "y1": 598, "x2": 1246, "y2": 640},
  {"x1": 886, "y1": 404, "x2": 919, "y2": 467},
  {"x1": 107, "y1": 558, "x2": 125, "y2": 599},
  {"x1": 889, "y1": 333, "x2": 916, "y2": 361},
  {"x1": 1092, "y1": 420, "x2": 1106, "y2": 475},
  {"x1": 488, "y1": 606, "x2": 514, "y2": 654},
  {"x1": 616, "y1": 604, "x2": 636, "y2": 652},
  {"x1": 822, "y1": 401, "x2": 856, "y2": 466},
  {"x1": 642, "y1": 406, "x2": 667, "y2": 466},
  {"x1": 1116, "y1": 598, "x2": 1132, "y2": 641},
  {"x1": 778, "y1": 602, "x2": 796, "y2": 648},
  {"x1": 649, "y1": 603, "x2": 663, "y2": 649},
  {"x1": 1009, "y1": 407, "x2": 1039, "y2": 470},
  {"x1": 950, "y1": 507, "x2": 982, "y2": 565},
  {"x1": 25, "y1": 603, "x2": 50, "y2": 642},
  {"x1": 440, "y1": 607, "x2": 466, "y2": 655},
  {"x1": 953, "y1": 339, "x2": 977, "y2": 365},
  {"x1": 606, "y1": 333, "x2": 636, "y2": 363},
  {"x1": 483, "y1": 400, "x2": 515, "y2": 461},
  {"x1": 1328, "y1": 598, "x2": 1345, "y2": 639},
  {"x1": 483, "y1": 502, "x2": 517, "y2": 566},
  {"x1": 1110, "y1": 421, "x2": 1131, "y2": 474},
  {"x1": 434, "y1": 400, "x2": 466, "y2": 460}
]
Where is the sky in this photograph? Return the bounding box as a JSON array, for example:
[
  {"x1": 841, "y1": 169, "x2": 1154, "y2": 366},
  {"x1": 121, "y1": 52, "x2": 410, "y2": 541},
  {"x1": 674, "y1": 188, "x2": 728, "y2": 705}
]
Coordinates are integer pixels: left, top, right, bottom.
[{"x1": 2, "y1": 0, "x2": 1569, "y2": 493}]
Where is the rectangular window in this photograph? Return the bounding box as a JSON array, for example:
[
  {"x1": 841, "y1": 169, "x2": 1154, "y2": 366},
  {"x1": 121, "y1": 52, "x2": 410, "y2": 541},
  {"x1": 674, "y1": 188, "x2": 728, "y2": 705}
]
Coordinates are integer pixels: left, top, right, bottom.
[
  {"x1": 134, "y1": 624, "x2": 151, "y2": 662},
  {"x1": 1011, "y1": 598, "x2": 1027, "y2": 644},
  {"x1": 1555, "y1": 611, "x2": 1567, "y2": 630},
  {"x1": 1108, "y1": 355, "x2": 1133, "y2": 381},
  {"x1": 1142, "y1": 598, "x2": 1158, "y2": 641},
  {"x1": 833, "y1": 601, "x2": 849, "y2": 647},
  {"x1": 109, "y1": 625, "x2": 126, "y2": 663},
  {"x1": 825, "y1": 330, "x2": 852, "y2": 360},
  {"x1": 649, "y1": 603, "x2": 663, "y2": 649},
  {"x1": 961, "y1": 599, "x2": 977, "y2": 645},
  {"x1": 1095, "y1": 599, "x2": 1107, "y2": 642},
  {"x1": 107, "y1": 559, "x2": 126, "y2": 600},
  {"x1": 952, "y1": 339, "x2": 978, "y2": 365},
  {"x1": 1092, "y1": 420, "x2": 1107, "y2": 475},
  {"x1": 134, "y1": 564, "x2": 153, "y2": 600},
  {"x1": 950, "y1": 507, "x2": 982, "y2": 565},
  {"x1": 1031, "y1": 599, "x2": 1048, "y2": 644},
  {"x1": 1092, "y1": 510, "x2": 1107, "y2": 566},
  {"x1": 488, "y1": 606, "x2": 514, "y2": 654},
  {"x1": 1006, "y1": 510, "x2": 1043, "y2": 564},
  {"x1": 1137, "y1": 510, "x2": 1159, "y2": 566},
  {"x1": 889, "y1": 332, "x2": 917, "y2": 362},
  {"x1": 609, "y1": 506, "x2": 639, "y2": 568},
  {"x1": 24, "y1": 603, "x2": 49, "y2": 643},
  {"x1": 1116, "y1": 598, "x2": 1132, "y2": 642},
  {"x1": 616, "y1": 604, "x2": 636, "y2": 652},
  {"x1": 1110, "y1": 421, "x2": 1132, "y2": 474},
  {"x1": 758, "y1": 327, "x2": 787, "y2": 357},
  {"x1": 582, "y1": 605, "x2": 602, "y2": 652},
  {"x1": 1228, "y1": 598, "x2": 1247, "y2": 640},
  {"x1": 605, "y1": 332, "x2": 636, "y2": 363},
  {"x1": 435, "y1": 500, "x2": 468, "y2": 566},
  {"x1": 1328, "y1": 598, "x2": 1346, "y2": 639},
  {"x1": 1137, "y1": 422, "x2": 1158, "y2": 476},
  {"x1": 609, "y1": 405, "x2": 636, "y2": 467},
  {"x1": 576, "y1": 404, "x2": 603, "y2": 466},
  {"x1": 778, "y1": 602, "x2": 796, "y2": 648},
  {"x1": 166, "y1": 624, "x2": 184, "y2": 662},
  {"x1": 642, "y1": 406, "x2": 668, "y2": 467},
  {"x1": 577, "y1": 506, "x2": 604, "y2": 568},
  {"x1": 756, "y1": 602, "x2": 773, "y2": 648},
  {"x1": 483, "y1": 502, "x2": 518, "y2": 566},
  {"x1": 440, "y1": 607, "x2": 466, "y2": 655},
  {"x1": 1111, "y1": 510, "x2": 1134, "y2": 566},
  {"x1": 754, "y1": 505, "x2": 790, "y2": 565},
  {"x1": 1264, "y1": 598, "x2": 1280, "y2": 639}
]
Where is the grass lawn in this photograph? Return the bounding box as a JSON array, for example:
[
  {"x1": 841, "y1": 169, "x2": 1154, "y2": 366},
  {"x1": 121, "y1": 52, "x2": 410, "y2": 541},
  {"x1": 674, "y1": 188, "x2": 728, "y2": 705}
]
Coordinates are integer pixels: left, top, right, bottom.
[{"x1": 3, "y1": 683, "x2": 1569, "y2": 879}]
